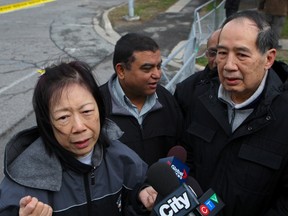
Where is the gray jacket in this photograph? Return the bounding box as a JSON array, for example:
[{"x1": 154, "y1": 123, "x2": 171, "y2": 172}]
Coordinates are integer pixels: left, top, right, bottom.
[{"x1": 0, "y1": 120, "x2": 148, "y2": 216}]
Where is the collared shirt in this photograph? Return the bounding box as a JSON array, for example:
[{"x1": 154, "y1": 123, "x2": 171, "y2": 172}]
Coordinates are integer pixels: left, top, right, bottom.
[
  {"x1": 112, "y1": 77, "x2": 158, "y2": 125},
  {"x1": 218, "y1": 70, "x2": 269, "y2": 132}
]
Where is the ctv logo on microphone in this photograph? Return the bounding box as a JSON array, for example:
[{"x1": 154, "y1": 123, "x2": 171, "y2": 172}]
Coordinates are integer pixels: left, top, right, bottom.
[
  {"x1": 154, "y1": 184, "x2": 199, "y2": 216},
  {"x1": 197, "y1": 192, "x2": 220, "y2": 215}
]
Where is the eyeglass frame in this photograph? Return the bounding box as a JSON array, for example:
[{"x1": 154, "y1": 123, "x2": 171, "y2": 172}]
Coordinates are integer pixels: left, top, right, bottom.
[{"x1": 205, "y1": 48, "x2": 217, "y2": 58}]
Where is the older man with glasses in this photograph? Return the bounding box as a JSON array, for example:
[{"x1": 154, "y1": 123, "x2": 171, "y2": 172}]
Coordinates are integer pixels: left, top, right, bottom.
[
  {"x1": 205, "y1": 29, "x2": 221, "y2": 71},
  {"x1": 174, "y1": 29, "x2": 220, "y2": 118}
]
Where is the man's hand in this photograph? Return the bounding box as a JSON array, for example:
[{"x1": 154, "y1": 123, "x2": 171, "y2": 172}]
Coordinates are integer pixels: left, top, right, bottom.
[
  {"x1": 19, "y1": 196, "x2": 53, "y2": 216},
  {"x1": 138, "y1": 186, "x2": 158, "y2": 211}
]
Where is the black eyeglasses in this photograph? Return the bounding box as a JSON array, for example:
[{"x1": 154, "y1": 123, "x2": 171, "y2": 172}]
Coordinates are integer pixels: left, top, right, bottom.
[{"x1": 206, "y1": 48, "x2": 217, "y2": 57}]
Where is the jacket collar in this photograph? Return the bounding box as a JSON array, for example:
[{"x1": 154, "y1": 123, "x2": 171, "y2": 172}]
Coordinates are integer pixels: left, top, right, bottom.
[
  {"x1": 107, "y1": 73, "x2": 162, "y2": 116},
  {"x1": 199, "y1": 63, "x2": 287, "y2": 136},
  {"x1": 4, "y1": 119, "x2": 122, "y2": 191},
  {"x1": 5, "y1": 135, "x2": 63, "y2": 191}
]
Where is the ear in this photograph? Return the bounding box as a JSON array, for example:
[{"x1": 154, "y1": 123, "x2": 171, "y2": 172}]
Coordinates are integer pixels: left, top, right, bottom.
[
  {"x1": 115, "y1": 63, "x2": 125, "y2": 80},
  {"x1": 264, "y1": 48, "x2": 276, "y2": 70}
]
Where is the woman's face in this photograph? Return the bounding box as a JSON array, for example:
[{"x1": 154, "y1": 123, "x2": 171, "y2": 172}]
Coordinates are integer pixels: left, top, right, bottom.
[{"x1": 49, "y1": 83, "x2": 100, "y2": 158}]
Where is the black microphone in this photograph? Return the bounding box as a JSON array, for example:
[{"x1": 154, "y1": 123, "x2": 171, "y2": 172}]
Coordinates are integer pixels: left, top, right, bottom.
[
  {"x1": 147, "y1": 161, "x2": 180, "y2": 197},
  {"x1": 159, "y1": 146, "x2": 190, "y2": 183},
  {"x1": 147, "y1": 162, "x2": 199, "y2": 216},
  {"x1": 186, "y1": 176, "x2": 203, "y2": 198},
  {"x1": 147, "y1": 162, "x2": 225, "y2": 216},
  {"x1": 185, "y1": 177, "x2": 225, "y2": 216},
  {"x1": 195, "y1": 188, "x2": 225, "y2": 216},
  {"x1": 167, "y1": 145, "x2": 187, "y2": 163}
]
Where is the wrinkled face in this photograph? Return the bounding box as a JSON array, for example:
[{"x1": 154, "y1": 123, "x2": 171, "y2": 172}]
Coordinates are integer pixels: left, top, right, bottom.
[
  {"x1": 50, "y1": 84, "x2": 100, "y2": 158},
  {"x1": 206, "y1": 30, "x2": 220, "y2": 70},
  {"x1": 216, "y1": 18, "x2": 275, "y2": 103},
  {"x1": 117, "y1": 50, "x2": 162, "y2": 101},
  {"x1": 206, "y1": 47, "x2": 218, "y2": 70}
]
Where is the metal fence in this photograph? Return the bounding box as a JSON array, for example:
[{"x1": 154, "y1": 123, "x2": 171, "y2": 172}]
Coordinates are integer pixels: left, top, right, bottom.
[{"x1": 161, "y1": 0, "x2": 226, "y2": 93}]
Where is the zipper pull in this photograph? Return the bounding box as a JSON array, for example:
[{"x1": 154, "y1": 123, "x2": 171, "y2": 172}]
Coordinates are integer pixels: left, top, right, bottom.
[
  {"x1": 116, "y1": 194, "x2": 122, "y2": 212},
  {"x1": 90, "y1": 166, "x2": 96, "y2": 185}
]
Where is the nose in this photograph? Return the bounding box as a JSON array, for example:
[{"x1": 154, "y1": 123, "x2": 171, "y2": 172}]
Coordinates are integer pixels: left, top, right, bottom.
[
  {"x1": 151, "y1": 67, "x2": 161, "y2": 79},
  {"x1": 224, "y1": 54, "x2": 238, "y2": 72},
  {"x1": 72, "y1": 115, "x2": 86, "y2": 133}
]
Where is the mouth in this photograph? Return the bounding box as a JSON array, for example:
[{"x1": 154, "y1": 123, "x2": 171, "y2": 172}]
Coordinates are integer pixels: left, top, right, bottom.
[
  {"x1": 148, "y1": 82, "x2": 158, "y2": 89},
  {"x1": 73, "y1": 138, "x2": 90, "y2": 149},
  {"x1": 225, "y1": 77, "x2": 241, "y2": 86}
]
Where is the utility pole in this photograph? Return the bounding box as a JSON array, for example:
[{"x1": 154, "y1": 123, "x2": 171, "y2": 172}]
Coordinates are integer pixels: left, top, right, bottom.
[{"x1": 124, "y1": 0, "x2": 140, "y2": 21}]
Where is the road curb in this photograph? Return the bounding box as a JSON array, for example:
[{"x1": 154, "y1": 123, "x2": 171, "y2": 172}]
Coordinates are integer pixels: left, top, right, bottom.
[
  {"x1": 93, "y1": 0, "x2": 205, "y2": 81},
  {"x1": 94, "y1": 0, "x2": 192, "y2": 44}
]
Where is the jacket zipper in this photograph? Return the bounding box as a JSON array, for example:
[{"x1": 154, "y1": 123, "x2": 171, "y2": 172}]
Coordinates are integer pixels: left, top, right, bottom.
[
  {"x1": 83, "y1": 166, "x2": 96, "y2": 216},
  {"x1": 90, "y1": 166, "x2": 96, "y2": 185}
]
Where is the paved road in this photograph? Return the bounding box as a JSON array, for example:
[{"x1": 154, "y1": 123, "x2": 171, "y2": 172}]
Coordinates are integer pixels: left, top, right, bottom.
[{"x1": 0, "y1": 0, "x2": 127, "y2": 180}]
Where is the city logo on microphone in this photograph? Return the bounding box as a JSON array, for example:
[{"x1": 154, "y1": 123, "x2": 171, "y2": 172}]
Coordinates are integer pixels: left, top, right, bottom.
[{"x1": 154, "y1": 184, "x2": 199, "y2": 216}]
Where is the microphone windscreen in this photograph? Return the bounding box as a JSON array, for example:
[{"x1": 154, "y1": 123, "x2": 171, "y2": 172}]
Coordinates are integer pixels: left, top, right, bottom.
[
  {"x1": 167, "y1": 145, "x2": 187, "y2": 163},
  {"x1": 147, "y1": 161, "x2": 180, "y2": 197},
  {"x1": 186, "y1": 176, "x2": 204, "y2": 197}
]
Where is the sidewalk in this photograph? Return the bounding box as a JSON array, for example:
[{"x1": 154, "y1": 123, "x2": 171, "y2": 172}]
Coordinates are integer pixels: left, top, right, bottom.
[
  {"x1": 92, "y1": 0, "x2": 207, "y2": 85},
  {"x1": 92, "y1": 0, "x2": 288, "y2": 85}
]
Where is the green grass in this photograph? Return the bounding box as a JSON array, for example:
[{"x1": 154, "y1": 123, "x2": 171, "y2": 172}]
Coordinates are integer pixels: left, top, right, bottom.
[
  {"x1": 108, "y1": 0, "x2": 177, "y2": 26},
  {"x1": 281, "y1": 17, "x2": 288, "y2": 39},
  {"x1": 196, "y1": 56, "x2": 208, "y2": 66},
  {"x1": 276, "y1": 50, "x2": 288, "y2": 63},
  {"x1": 205, "y1": 0, "x2": 222, "y2": 11}
]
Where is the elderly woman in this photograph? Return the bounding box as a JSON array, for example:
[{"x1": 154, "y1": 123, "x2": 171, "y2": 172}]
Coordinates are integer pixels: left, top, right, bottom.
[{"x1": 0, "y1": 61, "x2": 157, "y2": 216}]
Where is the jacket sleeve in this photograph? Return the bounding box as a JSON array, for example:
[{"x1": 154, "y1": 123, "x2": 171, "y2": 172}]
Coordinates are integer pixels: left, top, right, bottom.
[
  {"x1": 119, "y1": 145, "x2": 150, "y2": 215},
  {"x1": 125, "y1": 183, "x2": 151, "y2": 216},
  {"x1": 0, "y1": 177, "x2": 25, "y2": 216}
]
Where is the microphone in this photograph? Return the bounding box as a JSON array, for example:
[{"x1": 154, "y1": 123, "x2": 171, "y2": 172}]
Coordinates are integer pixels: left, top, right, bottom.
[
  {"x1": 167, "y1": 145, "x2": 187, "y2": 163},
  {"x1": 147, "y1": 162, "x2": 199, "y2": 216},
  {"x1": 186, "y1": 176, "x2": 203, "y2": 198},
  {"x1": 182, "y1": 177, "x2": 224, "y2": 216},
  {"x1": 195, "y1": 188, "x2": 225, "y2": 216},
  {"x1": 153, "y1": 183, "x2": 200, "y2": 216},
  {"x1": 147, "y1": 161, "x2": 180, "y2": 197},
  {"x1": 147, "y1": 162, "x2": 225, "y2": 216},
  {"x1": 159, "y1": 146, "x2": 190, "y2": 183}
]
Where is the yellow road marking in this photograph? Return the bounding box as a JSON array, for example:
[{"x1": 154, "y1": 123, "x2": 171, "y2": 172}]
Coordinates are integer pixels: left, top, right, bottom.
[{"x1": 0, "y1": 0, "x2": 55, "y2": 14}]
